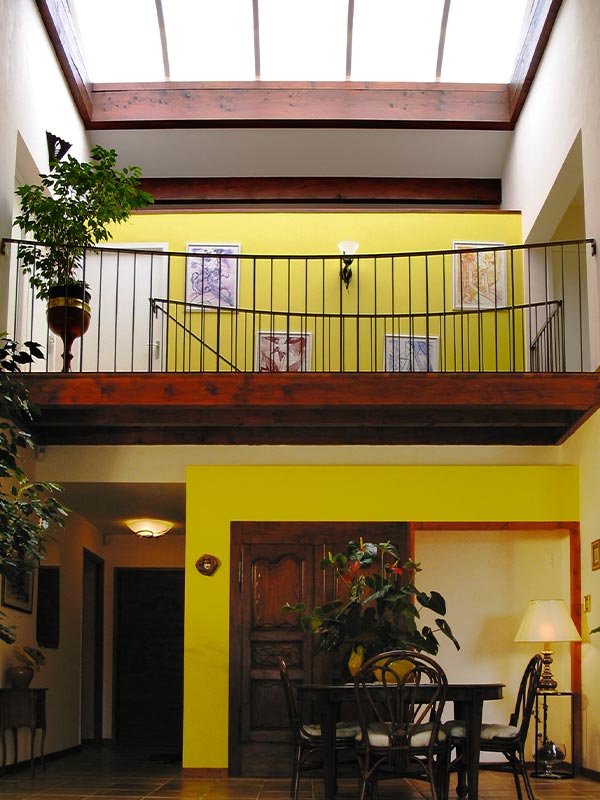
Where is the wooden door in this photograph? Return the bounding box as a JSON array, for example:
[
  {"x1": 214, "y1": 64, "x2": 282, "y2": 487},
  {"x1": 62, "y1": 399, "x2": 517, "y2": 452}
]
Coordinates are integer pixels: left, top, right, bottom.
[{"x1": 229, "y1": 521, "x2": 409, "y2": 776}]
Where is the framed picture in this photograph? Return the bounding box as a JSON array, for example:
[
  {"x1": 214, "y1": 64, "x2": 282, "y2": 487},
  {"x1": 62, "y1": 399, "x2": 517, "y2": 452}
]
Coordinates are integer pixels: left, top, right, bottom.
[
  {"x1": 255, "y1": 331, "x2": 312, "y2": 372},
  {"x1": 452, "y1": 241, "x2": 507, "y2": 309},
  {"x1": 186, "y1": 243, "x2": 240, "y2": 309},
  {"x1": 592, "y1": 540, "x2": 600, "y2": 571},
  {"x1": 2, "y1": 570, "x2": 34, "y2": 613},
  {"x1": 384, "y1": 334, "x2": 439, "y2": 372}
]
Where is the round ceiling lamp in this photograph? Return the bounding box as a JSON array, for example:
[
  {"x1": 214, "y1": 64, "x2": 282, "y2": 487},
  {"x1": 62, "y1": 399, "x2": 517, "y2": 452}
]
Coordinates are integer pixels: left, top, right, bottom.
[{"x1": 125, "y1": 518, "x2": 173, "y2": 538}]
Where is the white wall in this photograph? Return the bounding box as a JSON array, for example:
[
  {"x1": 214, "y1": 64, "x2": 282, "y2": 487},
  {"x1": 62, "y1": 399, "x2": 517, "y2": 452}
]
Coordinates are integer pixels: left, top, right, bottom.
[
  {"x1": 502, "y1": 0, "x2": 600, "y2": 367},
  {"x1": 0, "y1": 0, "x2": 88, "y2": 327}
]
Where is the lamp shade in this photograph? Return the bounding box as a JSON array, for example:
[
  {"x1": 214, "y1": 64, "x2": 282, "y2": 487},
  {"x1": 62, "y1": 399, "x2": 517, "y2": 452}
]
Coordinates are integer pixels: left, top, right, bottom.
[
  {"x1": 337, "y1": 239, "x2": 359, "y2": 257},
  {"x1": 126, "y1": 518, "x2": 173, "y2": 538},
  {"x1": 514, "y1": 599, "x2": 581, "y2": 644}
]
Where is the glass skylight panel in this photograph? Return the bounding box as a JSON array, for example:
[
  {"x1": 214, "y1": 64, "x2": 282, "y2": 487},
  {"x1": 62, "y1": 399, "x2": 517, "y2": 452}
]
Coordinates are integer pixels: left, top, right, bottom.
[
  {"x1": 441, "y1": 0, "x2": 530, "y2": 83},
  {"x1": 258, "y1": 0, "x2": 347, "y2": 81},
  {"x1": 163, "y1": 0, "x2": 255, "y2": 81},
  {"x1": 70, "y1": 0, "x2": 165, "y2": 83},
  {"x1": 351, "y1": 0, "x2": 445, "y2": 82}
]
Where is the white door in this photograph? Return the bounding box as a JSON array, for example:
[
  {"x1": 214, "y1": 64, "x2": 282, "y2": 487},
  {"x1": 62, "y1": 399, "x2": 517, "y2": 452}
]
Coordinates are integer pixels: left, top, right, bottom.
[{"x1": 70, "y1": 243, "x2": 169, "y2": 372}]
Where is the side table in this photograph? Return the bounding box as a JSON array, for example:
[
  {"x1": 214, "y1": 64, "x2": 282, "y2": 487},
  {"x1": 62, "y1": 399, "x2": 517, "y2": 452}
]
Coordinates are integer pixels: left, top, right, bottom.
[
  {"x1": 0, "y1": 688, "x2": 46, "y2": 775},
  {"x1": 533, "y1": 690, "x2": 574, "y2": 778}
]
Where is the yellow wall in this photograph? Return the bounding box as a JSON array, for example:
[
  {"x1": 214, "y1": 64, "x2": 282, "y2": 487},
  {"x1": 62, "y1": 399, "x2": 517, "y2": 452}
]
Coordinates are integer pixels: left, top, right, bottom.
[
  {"x1": 183, "y1": 463, "x2": 577, "y2": 768},
  {"x1": 111, "y1": 211, "x2": 523, "y2": 373}
]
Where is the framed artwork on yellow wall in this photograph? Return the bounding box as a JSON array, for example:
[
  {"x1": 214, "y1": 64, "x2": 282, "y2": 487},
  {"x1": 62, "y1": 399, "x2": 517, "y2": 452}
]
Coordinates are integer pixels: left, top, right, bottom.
[
  {"x1": 592, "y1": 539, "x2": 600, "y2": 570},
  {"x1": 255, "y1": 331, "x2": 312, "y2": 372},
  {"x1": 186, "y1": 243, "x2": 240, "y2": 309},
  {"x1": 383, "y1": 334, "x2": 439, "y2": 372},
  {"x1": 452, "y1": 241, "x2": 507, "y2": 309}
]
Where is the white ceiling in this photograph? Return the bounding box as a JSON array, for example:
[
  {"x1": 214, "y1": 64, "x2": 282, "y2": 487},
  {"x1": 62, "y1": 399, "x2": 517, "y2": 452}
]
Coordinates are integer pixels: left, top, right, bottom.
[
  {"x1": 90, "y1": 128, "x2": 513, "y2": 180},
  {"x1": 59, "y1": 482, "x2": 186, "y2": 537}
]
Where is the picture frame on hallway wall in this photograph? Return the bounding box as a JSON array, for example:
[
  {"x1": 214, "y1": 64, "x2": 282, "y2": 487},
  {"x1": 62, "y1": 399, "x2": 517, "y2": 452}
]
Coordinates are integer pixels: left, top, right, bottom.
[
  {"x1": 255, "y1": 331, "x2": 312, "y2": 372},
  {"x1": 2, "y1": 571, "x2": 34, "y2": 613},
  {"x1": 592, "y1": 539, "x2": 600, "y2": 571},
  {"x1": 452, "y1": 241, "x2": 507, "y2": 309},
  {"x1": 185, "y1": 243, "x2": 240, "y2": 309},
  {"x1": 384, "y1": 334, "x2": 439, "y2": 372}
]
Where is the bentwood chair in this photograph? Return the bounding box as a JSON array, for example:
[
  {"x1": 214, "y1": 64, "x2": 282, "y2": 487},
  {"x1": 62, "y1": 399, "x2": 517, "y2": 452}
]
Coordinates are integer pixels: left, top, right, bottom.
[
  {"x1": 353, "y1": 650, "x2": 450, "y2": 800},
  {"x1": 447, "y1": 653, "x2": 543, "y2": 800},
  {"x1": 277, "y1": 656, "x2": 359, "y2": 800}
]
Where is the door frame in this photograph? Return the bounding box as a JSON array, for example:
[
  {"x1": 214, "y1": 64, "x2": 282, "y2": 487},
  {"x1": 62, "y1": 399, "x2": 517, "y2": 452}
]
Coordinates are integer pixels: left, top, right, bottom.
[{"x1": 82, "y1": 548, "x2": 104, "y2": 743}]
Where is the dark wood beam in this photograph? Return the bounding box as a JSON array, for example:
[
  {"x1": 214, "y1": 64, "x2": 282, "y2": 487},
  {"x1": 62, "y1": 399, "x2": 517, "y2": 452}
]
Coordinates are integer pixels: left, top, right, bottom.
[
  {"x1": 509, "y1": 0, "x2": 564, "y2": 123},
  {"x1": 35, "y1": 0, "x2": 93, "y2": 123},
  {"x1": 139, "y1": 176, "x2": 502, "y2": 206},
  {"x1": 88, "y1": 81, "x2": 510, "y2": 130},
  {"x1": 19, "y1": 372, "x2": 600, "y2": 447}
]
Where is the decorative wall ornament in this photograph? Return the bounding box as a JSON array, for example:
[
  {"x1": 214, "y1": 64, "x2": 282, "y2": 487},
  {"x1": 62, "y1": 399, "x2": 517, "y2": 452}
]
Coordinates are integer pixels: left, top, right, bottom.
[
  {"x1": 452, "y1": 241, "x2": 507, "y2": 309},
  {"x1": 196, "y1": 554, "x2": 220, "y2": 576}
]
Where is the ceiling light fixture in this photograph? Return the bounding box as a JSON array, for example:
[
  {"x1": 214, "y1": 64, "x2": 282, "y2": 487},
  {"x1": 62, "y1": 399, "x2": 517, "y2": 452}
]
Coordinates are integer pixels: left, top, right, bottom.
[{"x1": 125, "y1": 518, "x2": 173, "y2": 539}]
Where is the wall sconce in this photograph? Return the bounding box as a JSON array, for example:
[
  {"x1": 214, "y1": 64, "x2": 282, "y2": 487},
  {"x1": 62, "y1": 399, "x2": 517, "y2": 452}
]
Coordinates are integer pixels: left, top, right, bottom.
[
  {"x1": 125, "y1": 518, "x2": 173, "y2": 539},
  {"x1": 514, "y1": 598, "x2": 581, "y2": 690},
  {"x1": 338, "y1": 240, "x2": 359, "y2": 290},
  {"x1": 46, "y1": 131, "x2": 71, "y2": 167}
]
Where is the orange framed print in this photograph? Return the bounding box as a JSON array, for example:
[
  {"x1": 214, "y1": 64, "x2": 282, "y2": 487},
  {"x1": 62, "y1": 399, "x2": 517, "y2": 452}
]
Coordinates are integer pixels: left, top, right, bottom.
[{"x1": 592, "y1": 540, "x2": 600, "y2": 571}]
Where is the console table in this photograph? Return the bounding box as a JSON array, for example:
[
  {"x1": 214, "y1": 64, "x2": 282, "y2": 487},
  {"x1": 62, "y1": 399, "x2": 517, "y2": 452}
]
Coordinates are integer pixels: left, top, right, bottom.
[{"x1": 0, "y1": 688, "x2": 46, "y2": 774}]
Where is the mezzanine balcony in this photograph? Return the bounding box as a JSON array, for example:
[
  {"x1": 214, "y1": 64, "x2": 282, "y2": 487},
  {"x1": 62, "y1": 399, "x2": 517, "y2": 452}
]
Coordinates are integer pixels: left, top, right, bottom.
[{"x1": 3, "y1": 236, "x2": 600, "y2": 446}]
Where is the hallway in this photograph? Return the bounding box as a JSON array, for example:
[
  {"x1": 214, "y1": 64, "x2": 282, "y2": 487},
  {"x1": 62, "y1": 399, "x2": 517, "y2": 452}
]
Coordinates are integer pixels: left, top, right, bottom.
[{"x1": 1, "y1": 745, "x2": 599, "y2": 800}]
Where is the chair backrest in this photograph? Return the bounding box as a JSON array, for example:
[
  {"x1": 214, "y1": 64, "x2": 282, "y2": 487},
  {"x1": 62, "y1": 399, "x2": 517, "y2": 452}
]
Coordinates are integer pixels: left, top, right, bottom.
[
  {"x1": 278, "y1": 656, "x2": 304, "y2": 744},
  {"x1": 508, "y1": 653, "x2": 543, "y2": 739},
  {"x1": 354, "y1": 650, "x2": 448, "y2": 768}
]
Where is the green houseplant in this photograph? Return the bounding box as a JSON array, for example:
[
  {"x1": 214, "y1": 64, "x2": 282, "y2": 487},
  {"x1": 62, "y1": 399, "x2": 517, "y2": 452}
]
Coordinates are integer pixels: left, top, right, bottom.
[
  {"x1": 0, "y1": 334, "x2": 68, "y2": 643},
  {"x1": 283, "y1": 538, "x2": 460, "y2": 669},
  {"x1": 13, "y1": 145, "x2": 153, "y2": 370},
  {"x1": 14, "y1": 144, "x2": 153, "y2": 300}
]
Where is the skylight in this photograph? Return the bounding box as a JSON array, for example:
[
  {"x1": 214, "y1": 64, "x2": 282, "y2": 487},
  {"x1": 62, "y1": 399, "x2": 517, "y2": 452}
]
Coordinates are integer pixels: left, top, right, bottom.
[{"x1": 69, "y1": 0, "x2": 530, "y2": 85}]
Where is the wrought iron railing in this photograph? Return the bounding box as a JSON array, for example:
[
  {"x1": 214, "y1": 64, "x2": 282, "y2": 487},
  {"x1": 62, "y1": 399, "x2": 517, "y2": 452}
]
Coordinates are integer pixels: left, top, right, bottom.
[{"x1": 1, "y1": 237, "x2": 595, "y2": 374}]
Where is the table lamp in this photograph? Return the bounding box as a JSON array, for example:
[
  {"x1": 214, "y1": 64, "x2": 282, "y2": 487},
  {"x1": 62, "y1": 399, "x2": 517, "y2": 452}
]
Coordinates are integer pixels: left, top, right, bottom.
[{"x1": 514, "y1": 599, "x2": 581, "y2": 690}]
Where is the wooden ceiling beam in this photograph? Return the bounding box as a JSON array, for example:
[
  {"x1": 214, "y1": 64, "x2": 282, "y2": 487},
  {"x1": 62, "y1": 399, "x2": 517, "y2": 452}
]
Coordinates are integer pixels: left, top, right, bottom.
[
  {"x1": 139, "y1": 176, "x2": 502, "y2": 207},
  {"x1": 88, "y1": 81, "x2": 510, "y2": 130}
]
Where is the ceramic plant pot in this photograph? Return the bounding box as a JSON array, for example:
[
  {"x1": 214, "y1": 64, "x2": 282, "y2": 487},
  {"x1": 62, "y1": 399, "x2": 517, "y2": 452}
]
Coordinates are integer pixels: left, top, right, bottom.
[{"x1": 6, "y1": 665, "x2": 34, "y2": 688}]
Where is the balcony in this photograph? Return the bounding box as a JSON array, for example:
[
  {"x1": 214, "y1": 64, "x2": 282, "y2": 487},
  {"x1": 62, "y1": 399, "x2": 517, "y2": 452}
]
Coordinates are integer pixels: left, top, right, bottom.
[{"x1": 3, "y1": 237, "x2": 600, "y2": 446}]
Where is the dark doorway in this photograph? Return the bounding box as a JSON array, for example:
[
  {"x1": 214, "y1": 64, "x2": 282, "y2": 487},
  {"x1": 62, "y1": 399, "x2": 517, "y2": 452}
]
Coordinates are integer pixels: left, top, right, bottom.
[
  {"x1": 229, "y1": 521, "x2": 409, "y2": 776},
  {"x1": 81, "y1": 549, "x2": 104, "y2": 742},
  {"x1": 114, "y1": 568, "x2": 184, "y2": 751}
]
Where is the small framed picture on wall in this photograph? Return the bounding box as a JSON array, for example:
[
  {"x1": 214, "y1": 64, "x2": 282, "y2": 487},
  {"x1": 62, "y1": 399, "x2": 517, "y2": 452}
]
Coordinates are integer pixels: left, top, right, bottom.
[
  {"x1": 592, "y1": 539, "x2": 600, "y2": 571},
  {"x1": 2, "y1": 570, "x2": 34, "y2": 613}
]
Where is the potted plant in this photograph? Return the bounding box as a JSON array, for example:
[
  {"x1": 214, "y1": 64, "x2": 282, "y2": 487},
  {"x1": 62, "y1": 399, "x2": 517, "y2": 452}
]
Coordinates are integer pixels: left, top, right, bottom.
[
  {"x1": 282, "y1": 538, "x2": 460, "y2": 675},
  {"x1": 6, "y1": 645, "x2": 46, "y2": 688},
  {"x1": 0, "y1": 333, "x2": 68, "y2": 644},
  {"x1": 13, "y1": 144, "x2": 153, "y2": 370}
]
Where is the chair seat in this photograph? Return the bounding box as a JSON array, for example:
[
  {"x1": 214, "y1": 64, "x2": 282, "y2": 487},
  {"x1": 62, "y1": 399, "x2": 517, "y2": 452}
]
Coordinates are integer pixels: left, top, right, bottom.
[
  {"x1": 358, "y1": 721, "x2": 447, "y2": 748},
  {"x1": 445, "y1": 721, "x2": 519, "y2": 740},
  {"x1": 302, "y1": 721, "x2": 361, "y2": 740}
]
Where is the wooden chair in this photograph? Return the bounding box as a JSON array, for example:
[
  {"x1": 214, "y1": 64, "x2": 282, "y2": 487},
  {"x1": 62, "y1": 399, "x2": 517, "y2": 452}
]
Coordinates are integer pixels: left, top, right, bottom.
[
  {"x1": 447, "y1": 653, "x2": 543, "y2": 800},
  {"x1": 277, "y1": 656, "x2": 359, "y2": 800},
  {"x1": 353, "y1": 650, "x2": 450, "y2": 800}
]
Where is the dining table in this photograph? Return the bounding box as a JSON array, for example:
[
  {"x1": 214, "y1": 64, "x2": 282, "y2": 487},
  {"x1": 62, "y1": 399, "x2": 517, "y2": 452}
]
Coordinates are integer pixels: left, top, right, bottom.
[{"x1": 297, "y1": 681, "x2": 504, "y2": 800}]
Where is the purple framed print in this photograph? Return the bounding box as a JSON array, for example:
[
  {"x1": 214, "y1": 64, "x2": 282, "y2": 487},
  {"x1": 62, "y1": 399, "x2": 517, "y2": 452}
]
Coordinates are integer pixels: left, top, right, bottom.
[
  {"x1": 255, "y1": 331, "x2": 312, "y2": 372},
  {"x1": 186, "y1": 243, "x2": 240, "y2": 309}
]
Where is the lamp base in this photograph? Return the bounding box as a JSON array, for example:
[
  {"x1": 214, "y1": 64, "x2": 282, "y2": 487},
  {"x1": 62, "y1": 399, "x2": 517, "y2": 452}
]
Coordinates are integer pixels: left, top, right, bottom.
[{"x1": 539, "y1": 650, "x2": 558, "y2": 691}]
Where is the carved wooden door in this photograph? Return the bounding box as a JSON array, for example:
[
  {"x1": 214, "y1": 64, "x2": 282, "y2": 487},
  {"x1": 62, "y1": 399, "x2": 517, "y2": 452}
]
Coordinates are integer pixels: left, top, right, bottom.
[{"x1": 229, "y1": 521, "x2": 409, "y2": 776}]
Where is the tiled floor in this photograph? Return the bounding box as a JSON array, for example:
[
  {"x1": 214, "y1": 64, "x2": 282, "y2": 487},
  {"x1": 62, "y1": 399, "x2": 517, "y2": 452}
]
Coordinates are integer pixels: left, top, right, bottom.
[{"x1": 1, "y1": 746, "x2": 599, "y2": 800}]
